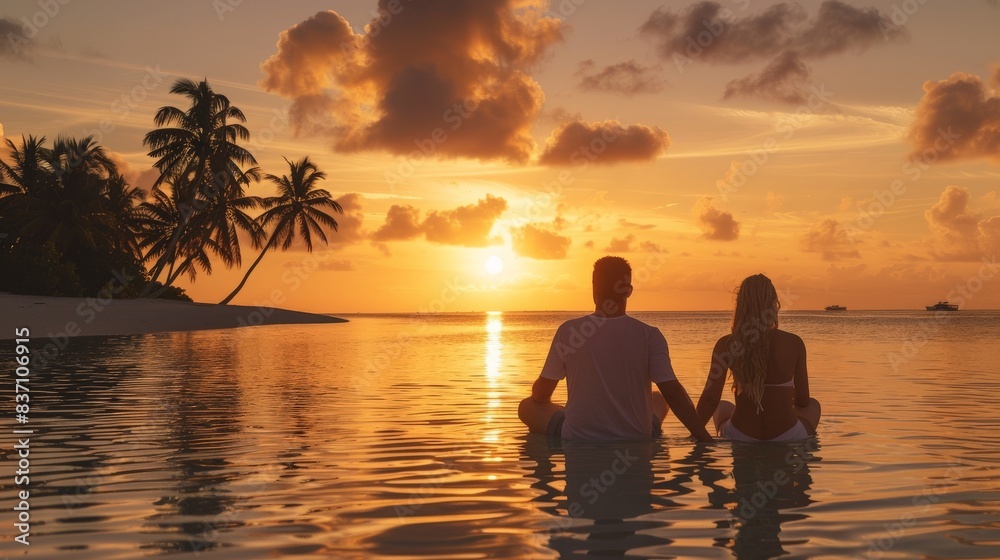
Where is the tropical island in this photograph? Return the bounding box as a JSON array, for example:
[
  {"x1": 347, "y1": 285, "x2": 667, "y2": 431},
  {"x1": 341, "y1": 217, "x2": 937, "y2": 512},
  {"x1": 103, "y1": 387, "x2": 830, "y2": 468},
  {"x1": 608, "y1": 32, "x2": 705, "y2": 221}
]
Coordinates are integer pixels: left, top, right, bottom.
[{"x1": 0, "y1": 79, "x2": 347, "y2": 338}]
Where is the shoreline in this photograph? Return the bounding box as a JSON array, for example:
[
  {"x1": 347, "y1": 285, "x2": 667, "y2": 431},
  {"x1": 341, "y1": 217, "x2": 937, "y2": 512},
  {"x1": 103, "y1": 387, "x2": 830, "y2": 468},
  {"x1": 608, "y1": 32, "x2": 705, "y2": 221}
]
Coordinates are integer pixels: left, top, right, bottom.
[{"x1": 0, "y1": 293, "x2": 347, "y2": 340}]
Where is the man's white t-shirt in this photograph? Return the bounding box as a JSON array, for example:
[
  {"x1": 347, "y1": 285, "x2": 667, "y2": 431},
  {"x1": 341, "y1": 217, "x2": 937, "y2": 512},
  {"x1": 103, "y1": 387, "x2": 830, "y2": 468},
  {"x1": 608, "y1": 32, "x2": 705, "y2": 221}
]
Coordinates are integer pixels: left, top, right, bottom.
[{"x1": 539, "y1": 314, "x2": 678, "y2": 440}]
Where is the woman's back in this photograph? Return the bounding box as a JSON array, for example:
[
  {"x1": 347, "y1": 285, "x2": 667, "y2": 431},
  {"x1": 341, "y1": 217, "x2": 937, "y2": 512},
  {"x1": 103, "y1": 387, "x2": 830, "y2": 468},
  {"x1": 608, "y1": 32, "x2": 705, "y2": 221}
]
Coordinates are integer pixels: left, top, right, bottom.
[
  {"x1": 727, "y1": 329, "x2": 806, "y2": 440},
  {"x1": 696, "y1": 273, "x2": 820, "y2": 442}
]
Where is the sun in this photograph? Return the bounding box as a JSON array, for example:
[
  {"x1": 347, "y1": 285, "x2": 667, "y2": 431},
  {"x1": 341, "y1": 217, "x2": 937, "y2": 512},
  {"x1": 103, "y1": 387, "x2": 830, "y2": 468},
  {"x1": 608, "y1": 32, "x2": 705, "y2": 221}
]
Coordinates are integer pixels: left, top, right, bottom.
[{"x1": 484, "y1": 255, "x2": 504, "y2": 276}]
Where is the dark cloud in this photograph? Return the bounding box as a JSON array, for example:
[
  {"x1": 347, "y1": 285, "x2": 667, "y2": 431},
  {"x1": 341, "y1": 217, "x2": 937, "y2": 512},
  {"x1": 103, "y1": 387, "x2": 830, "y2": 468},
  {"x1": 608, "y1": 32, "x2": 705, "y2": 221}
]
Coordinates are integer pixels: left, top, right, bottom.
[
  {"x1": 801, "y1": 219, "x2": 860, "y2": 260},
  {"x1": 538, "y1": 120, "x2": 669, "y2": 166},
  {"x1": 641, "y1": 1, "x2": 906, "y2": 103},
  {"x1": 723, "y1": 51, "x2": 812, "y2": 104},
  {"x1": 694, "y1": 198, "x2": 740, "y2": 241},
  {"x1": 511, "y1": 223, "x2": 571, "y2": 259},
  {"x1": 575, "y1": 59, "x2": 666, "y2": 95},
  {"x1": 640, "y1": 2, "x2": 806, "y2": 64},
  {"x1": 260, "y1": 3, "x2": 562, "y2": 163},
  {"x1": 794, "y1": 1, "x2": 907, "y2": 57},
  {"x1": 909, "y1": 67, "x2": 1000, "y2": 163},
  {"x1": 641, "y1": 1, "x2": 904, "y2": 62},
  {"x1": 0, "y1": 18, "x2": 31, "y2": 61}
]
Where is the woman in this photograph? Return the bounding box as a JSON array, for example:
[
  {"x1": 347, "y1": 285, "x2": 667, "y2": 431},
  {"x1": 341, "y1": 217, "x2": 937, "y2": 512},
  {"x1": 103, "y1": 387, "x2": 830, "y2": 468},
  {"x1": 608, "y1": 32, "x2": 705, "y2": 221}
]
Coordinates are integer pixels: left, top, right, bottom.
[{"x1": 696, "y1": 274, "x2": 821, "y2": 441}]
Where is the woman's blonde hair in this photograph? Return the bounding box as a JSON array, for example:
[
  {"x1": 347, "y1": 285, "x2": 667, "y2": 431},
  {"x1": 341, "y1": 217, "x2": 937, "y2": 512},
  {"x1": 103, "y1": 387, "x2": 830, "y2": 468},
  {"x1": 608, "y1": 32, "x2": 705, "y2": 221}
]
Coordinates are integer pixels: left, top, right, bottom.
[{"x1": 730, "y1": 274, "x2": 780, "y2": 411}]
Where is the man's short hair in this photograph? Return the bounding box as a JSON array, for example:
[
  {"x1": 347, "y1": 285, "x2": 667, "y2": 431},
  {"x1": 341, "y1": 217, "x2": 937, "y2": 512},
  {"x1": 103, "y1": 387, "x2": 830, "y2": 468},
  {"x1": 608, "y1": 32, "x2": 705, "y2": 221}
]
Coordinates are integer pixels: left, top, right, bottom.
[{"x1": 593, "y1": 256, "x2": 632, "y2": 300}]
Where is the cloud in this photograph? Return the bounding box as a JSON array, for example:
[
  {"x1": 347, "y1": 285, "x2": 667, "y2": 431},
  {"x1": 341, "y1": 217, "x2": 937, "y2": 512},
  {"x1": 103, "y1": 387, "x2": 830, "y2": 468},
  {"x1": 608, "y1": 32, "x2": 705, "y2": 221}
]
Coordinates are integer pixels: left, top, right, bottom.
[
  {"x1": 980, "y1": 217, "x2": 1000, "y2": 257},
  {"x1": 260, "y1": 3, "x2": 563, "y2": 163},
  {"x1": 371, "y1": 204, "x2": 422, "y2": 242},
  {"x1": 370, "y1": 194, "x2": 508, "y2": 248},
  {"x1": 924, "y1": 185, "x2": 998, "y2": 261},
  {"x1": 619, "y1": 218, "x2": 656, "y2": 230},
  {"x1": 318, "y1": 259, "x2": 356, "y2": 271},
  {"x1": 0, "y1": 18, "x2": 31, "y2": 61},
  {"x1": 423, "y1": 195, "x2": 507, "y2": 246},
  {"x1": 575, "y1": 59, "x2": 666, "y2": 95},
  {"x1": 106, "y1": 151, "x2": 158, "y2": 194},
  {"x1": 511, "y1": 223, "x2": 571, "y2": 259},
  {"x1": 538, "y1": 106, "x2": 583, "y2": 126},
  {"x1": 602, "y1": 234, "x2": 667, "y2": 253},
  {"x1": 639, "y1": 240, "x2": 667, "y2": 253},
  {"x1": 605, "y1": 234, "x2": 635, "y2": 252},
  {"x1": 331, "y1": 193, "x2": 368, "y2": 246},
  {"x1": 801, "y1": 219, "x2": 860, "y2": 260},
  {"x1": 538, "y1": 120, "x2": 670, "y2": 166},
  {"x1": 640, "y1": 1, "x2": 906, "y2": 103},
  {"x1": 908, "y1": 66, "x2": 1000, "y2": 163},
  {"x1": 641, "y1": 1, "x2": 904, "y2": 63},
  {"x1": 723, "y1": 51, "x2": 812, "y2": 104},
  {"x1": 694, "y1": 197, "x2": 740, "y2": 241}
]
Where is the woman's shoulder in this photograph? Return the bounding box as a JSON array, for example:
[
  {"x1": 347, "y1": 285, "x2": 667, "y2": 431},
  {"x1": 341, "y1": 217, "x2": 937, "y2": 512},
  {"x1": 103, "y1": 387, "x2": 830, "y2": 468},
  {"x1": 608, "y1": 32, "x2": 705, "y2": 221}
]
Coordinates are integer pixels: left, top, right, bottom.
[
  {"x1": 773, "y1": 329, "x2": 805, "y2": 347},
  {"x1": 713, "y1": 333, "x2": 732, "y2": 349}
]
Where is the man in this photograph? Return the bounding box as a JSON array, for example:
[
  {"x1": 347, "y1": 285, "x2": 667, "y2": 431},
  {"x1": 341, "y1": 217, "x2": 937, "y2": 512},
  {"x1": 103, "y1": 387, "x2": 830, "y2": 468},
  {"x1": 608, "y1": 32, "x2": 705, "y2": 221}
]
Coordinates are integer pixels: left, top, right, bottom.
[{"x1": 518, "y1": 256, "x2": 713, "y2": 442}]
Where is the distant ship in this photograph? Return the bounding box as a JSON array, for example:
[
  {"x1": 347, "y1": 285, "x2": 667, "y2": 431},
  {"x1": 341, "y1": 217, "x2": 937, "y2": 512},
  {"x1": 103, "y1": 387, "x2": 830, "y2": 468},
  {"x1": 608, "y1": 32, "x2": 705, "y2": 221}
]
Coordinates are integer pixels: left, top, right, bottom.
[
  {"x1": 824, "y1": 305, "x2": 847, "y2": 311},
  {"x1": 925, "y1": 301, "x2": 959, "y2": 311}
]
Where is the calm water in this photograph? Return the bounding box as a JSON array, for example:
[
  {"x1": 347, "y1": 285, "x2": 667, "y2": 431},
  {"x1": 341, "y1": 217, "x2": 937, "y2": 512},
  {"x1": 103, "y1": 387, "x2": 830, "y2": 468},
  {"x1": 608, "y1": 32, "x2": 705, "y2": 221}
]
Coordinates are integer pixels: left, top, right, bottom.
[{"x1": 1, "y1": 311, "x2": 999, "y2": 559}]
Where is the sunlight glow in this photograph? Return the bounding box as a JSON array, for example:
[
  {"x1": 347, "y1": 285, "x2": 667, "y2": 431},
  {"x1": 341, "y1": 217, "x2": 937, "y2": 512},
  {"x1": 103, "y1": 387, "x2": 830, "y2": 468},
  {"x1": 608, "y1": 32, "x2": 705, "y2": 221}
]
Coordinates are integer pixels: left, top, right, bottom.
[{"x1": 484, "y1": 255, "x2": 504, "y2": 276}]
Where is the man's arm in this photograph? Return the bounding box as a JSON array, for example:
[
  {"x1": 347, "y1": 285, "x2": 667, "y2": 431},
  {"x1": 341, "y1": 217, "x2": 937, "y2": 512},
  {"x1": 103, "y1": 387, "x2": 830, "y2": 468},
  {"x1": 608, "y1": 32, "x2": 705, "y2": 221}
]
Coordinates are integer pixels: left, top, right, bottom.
[
  {"x1": 657, "y1": 379, "x2": 714, "y2": 442},
  {"x1": 531, "y1": 376, "x2": 558, "y2": 403}
]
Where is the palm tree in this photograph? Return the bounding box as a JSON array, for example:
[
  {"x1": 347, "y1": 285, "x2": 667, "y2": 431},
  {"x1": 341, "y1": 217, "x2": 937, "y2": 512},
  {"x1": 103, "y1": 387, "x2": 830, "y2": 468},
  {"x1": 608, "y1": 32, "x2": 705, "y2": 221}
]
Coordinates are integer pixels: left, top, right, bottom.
[
  {"x1": 0, "y1": 136, "x2": 117, "y2": 255},
  {"x1": 0, "y1": 135, "x2": 52, "y2": 197},
  {"x1": 142, "y1": 78, "x2": 259, "y2": 287},
  {"x1": 102, "y1": 173, "x2": 146, "y2": 260},
  {"x1": 0, "y1": 135, "x2": 148, "y2": 296},
  {"x1": 219, "y1": 157, "x2": 343, "y2": 305}
]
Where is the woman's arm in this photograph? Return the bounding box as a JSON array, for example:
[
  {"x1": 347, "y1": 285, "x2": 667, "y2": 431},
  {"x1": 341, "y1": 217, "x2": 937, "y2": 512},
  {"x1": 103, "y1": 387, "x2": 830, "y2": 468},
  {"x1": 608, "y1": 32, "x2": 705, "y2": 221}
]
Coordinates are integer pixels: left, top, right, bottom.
[
  {"x1": 793, "y1": 335, "x2": 810, "y2": 408},
  {"x1": 696, "y1": 336, "x2": 731, "y2": 425}
]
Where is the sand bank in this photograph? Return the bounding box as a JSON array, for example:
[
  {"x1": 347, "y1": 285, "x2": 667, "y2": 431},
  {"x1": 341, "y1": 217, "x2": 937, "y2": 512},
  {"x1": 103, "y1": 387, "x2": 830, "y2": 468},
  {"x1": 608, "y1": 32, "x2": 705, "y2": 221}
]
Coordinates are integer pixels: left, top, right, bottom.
[{"x1": 0, "y1": 293, "x2": 346, "y2": 340}]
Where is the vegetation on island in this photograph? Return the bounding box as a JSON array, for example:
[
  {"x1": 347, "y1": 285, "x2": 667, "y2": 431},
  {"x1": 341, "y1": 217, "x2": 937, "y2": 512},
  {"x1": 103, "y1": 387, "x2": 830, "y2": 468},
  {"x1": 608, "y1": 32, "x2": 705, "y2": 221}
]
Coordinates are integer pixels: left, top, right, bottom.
[{"x1": 0, "y1": 79, "x2": 343, "y2": 303}]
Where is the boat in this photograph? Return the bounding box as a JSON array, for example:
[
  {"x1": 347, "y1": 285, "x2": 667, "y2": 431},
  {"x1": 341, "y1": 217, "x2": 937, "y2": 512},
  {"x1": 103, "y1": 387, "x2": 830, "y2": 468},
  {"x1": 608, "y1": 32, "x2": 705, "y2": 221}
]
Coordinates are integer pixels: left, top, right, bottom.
[
  {"x1": 824, "y1": 305, "x2": 847, "y2": 311},
  {"x1": 925, "y1": 301, "x2": 959, "y2": 311}
]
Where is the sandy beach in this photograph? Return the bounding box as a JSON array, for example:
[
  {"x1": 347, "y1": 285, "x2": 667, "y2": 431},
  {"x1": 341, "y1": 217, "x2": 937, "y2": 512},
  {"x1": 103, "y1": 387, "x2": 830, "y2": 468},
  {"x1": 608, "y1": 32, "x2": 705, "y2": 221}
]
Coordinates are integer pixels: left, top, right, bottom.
[{"x1": 0, "y1": 293, "x2": 346, "y2": 340}]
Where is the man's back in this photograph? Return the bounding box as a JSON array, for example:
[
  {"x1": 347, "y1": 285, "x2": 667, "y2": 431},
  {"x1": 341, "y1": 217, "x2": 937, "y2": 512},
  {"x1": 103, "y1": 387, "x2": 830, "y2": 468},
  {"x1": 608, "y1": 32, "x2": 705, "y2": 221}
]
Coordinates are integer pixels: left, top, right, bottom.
[{"x1": 539, "y1": 314, "x2": 677, "y2": 440}]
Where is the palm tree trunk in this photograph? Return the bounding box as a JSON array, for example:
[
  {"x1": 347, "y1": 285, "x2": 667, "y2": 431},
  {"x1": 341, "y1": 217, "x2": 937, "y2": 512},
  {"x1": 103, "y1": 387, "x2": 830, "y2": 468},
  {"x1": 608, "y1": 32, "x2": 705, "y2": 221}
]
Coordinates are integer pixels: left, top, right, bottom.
[
  {"x1": 143, "y1": 164, "x2": 209, "y2": 292},
  {"x1": 165, "y1": 255, "x2": 192, "y2": 287},
  {"x1": 165, "y1": 257, "x2": 177, "y2": 285},
  {"x1": 218, "y1": 231, "x2": 276, "y2": 305}
]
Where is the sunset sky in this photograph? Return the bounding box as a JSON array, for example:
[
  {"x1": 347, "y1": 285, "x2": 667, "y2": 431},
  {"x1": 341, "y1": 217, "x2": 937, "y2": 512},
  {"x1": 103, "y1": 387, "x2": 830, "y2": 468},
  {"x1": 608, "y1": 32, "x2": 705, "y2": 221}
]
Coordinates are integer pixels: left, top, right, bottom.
[{"x1": 2, "y1": 0, "x2": 1000, "y2": 312}]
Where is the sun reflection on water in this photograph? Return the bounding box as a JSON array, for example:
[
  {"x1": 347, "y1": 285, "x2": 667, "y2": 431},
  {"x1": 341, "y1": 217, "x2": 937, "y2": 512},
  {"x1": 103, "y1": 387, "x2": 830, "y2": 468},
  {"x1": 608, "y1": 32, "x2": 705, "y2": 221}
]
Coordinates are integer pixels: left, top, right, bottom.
[
  {"x1": 485, "y1": 311, "x2": 503, "y2": 381},
  {"x1": 483, "y1": 312, "x2": 504, "y2": 443}
]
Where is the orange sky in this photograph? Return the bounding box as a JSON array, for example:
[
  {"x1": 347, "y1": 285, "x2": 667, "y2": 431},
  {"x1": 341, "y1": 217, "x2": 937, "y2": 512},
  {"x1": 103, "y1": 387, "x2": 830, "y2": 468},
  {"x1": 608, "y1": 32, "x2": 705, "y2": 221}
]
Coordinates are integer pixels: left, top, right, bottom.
[{"x1": 2, "y1": 0, "x2": 1000, "y2": 312}]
